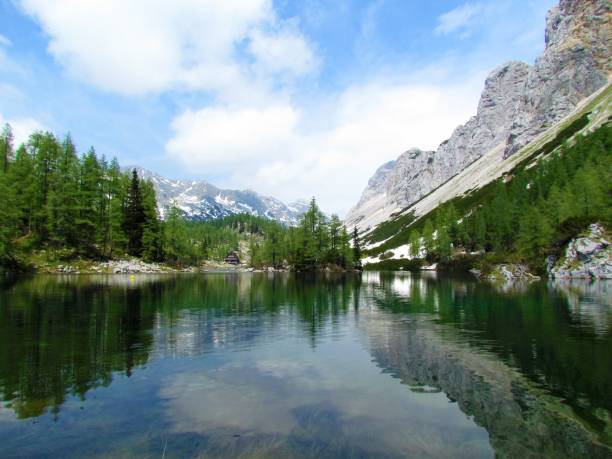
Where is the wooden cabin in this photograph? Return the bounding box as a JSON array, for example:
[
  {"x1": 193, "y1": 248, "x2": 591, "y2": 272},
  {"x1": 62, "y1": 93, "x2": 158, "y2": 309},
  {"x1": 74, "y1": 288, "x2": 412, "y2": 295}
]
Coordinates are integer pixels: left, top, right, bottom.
[{"x1": 225, "y1": 251, "x2": 240, "y2": 265}]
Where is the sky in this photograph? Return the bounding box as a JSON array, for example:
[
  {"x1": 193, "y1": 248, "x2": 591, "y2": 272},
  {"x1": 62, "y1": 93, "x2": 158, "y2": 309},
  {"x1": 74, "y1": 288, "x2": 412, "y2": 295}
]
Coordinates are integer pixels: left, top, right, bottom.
[{"x1": 0, "y1": 0, "x2": 557, "y2": 216}]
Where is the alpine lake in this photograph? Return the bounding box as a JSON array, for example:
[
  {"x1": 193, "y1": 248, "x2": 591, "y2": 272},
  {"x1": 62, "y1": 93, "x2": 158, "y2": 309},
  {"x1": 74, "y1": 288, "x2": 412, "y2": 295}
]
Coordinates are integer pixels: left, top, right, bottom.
[{"x1": 0, "y1": 272, "x2": 610, "y2": 459}]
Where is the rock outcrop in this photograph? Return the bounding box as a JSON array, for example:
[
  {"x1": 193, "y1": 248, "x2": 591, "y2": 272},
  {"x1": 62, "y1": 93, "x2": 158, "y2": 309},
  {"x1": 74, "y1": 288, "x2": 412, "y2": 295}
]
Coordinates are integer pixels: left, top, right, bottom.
[
  {"x1": 551, "y1": 223, "x2": 612, "y2": 279},
  {"x1": 486, "y1": 263, "x2": 541, "y2": 283},
  {"x1": 505, "y1": 0, "x2": 611, "y2": 157},
  {"x1": 346, "y1": 0, "x2": 610, "y2": 232}
]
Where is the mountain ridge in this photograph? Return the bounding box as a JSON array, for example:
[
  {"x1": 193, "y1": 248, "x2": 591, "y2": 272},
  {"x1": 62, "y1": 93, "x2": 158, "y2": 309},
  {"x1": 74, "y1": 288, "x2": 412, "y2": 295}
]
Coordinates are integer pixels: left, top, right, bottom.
[
  {"x1": 345, "y1": 0, "x2": 610, "y2": 233},
  {"x1": 127, "y1": 166, "x2": 309, "y2": 225}
]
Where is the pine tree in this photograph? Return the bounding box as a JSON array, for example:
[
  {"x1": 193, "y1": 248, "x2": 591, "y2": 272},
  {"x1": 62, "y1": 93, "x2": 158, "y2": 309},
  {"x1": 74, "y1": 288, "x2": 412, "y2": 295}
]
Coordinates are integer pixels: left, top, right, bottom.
[
  {"x1": 0, "y1": 123, "x2": 14, "y2": 174},
  {"x1": 8, "y1": 145, "x2": 35, "y2": 234},
  {"x1": 30, "y1": 131, "x2": 61, "y2": 241},
  {"x1": 328, "y1": 214, "x2": 342, "y2": 264},
  {"x1": 339, "y1": 226, "x2": 352, "y2": 268},
  {"x1": 141, "y1": 179, "x2": 163, "y2": 261},
  {"x1": 423, "y1": 219, "x2": 435, "y2": 256},
  {"x1": 123, "y1": 169, "x2": 146, "y2": 257},
  {"x1": 472, "y1": 211, "x2": 486, "y2": 251},
  {"x1": 106, "y1": 158, "x2": 127, "y2": 257},
  {"x1": 518, "y1": 206, "x2": 553, "y2": 262},
  {"x1": 446, "y1": 203, "x2": 460, "y2": 245},
  {"x1": 435, "y1": 224, "x2": 452, "y2": 261},
  {"x1": 352, "y1": 227, "x2": 362, "y2": 269},
  {"x1": 47, "y1": 134, "x2": 79, "y2": 247},
  {"x1": 409, "y1": 229, "x2": 420, "y2": 258},
  {"x1": 76, "y1": 148, "x2": 102, "y2": 252}
]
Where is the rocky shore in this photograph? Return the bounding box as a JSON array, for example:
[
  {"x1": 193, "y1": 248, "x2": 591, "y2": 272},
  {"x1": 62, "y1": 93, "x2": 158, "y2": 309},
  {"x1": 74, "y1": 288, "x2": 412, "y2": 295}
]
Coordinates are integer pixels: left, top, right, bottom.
[
  {"x1": 550, "y1": 223, "x2": 612, "y2": 279},
  {"x1": 45, "y1": 258, "x2": 261, "y2": 274}
]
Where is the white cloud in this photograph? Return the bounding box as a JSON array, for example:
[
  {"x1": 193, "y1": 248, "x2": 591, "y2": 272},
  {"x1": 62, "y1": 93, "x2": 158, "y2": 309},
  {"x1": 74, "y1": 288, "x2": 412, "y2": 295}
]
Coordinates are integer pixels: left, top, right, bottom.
[
  {"x1": 248, "y1": 25, "x2": 319, "y2": 78},
  {"x1": 0, "y1": 114, "x2": 45, "y2": 147},
  {"x1": 166, "y1": 74, "x2": 483, "y2": 216},
  {"x1": 18, "y1": 0, "x2": 317, "y2": 98},
  {"x1": 0, "y1": 34, "x2": 11, "y2": 47},
  {"x1": 435, "y1": 3, "x2": 483, "y2": 36}
]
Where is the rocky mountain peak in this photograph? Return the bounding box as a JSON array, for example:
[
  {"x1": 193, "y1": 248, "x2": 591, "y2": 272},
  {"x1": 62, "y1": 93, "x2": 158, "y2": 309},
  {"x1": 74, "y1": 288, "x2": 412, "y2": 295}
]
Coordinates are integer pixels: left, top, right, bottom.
[
  {"x1": 345, "y1": 0, "x2": 610, "y2": 232},
  {"x1": 129, "y1": 167, "x2": 307, "y2": 225}
]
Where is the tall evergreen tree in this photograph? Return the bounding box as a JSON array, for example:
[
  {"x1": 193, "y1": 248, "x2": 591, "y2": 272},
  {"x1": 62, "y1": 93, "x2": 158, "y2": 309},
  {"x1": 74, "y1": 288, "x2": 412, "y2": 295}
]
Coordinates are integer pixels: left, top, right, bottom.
[
  {"x1": 123, "y1": 169, "x2": 146, "y2": 257},
  {"x1": 0, "y1": 123, "x2": 14, "y2": 174},
  {"x1": 48, "y1": 134, "x2": 79, "y2": 247},
  {"x1": 409, "y1": 229, "x2": 420, "y2": 258},
  {"x1": 352, "y1": 227, "x2": 362, "y2": 268},
  {"x1": 76, "y1": 148, "x2": 102, "y2": 252}
]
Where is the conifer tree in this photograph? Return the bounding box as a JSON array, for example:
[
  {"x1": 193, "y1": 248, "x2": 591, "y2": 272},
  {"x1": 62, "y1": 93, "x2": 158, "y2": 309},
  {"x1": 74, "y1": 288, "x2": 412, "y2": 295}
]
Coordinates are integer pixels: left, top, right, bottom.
[
  {"x1": 518, "y1": 206, "x2": 553, "y2": 262},
  {"x1": 106, "y1": 158, "x2": 127, "y2": 257},
  {"x1": 0, "y1": 123, "x2": 14, "y2": 174},
  {"x1": 123, "y1": 169, "x2": 146, "y2": 256},
  {"x1": 352, "y1": 227, "x2": 362, "y2": 268},
  {"x1": 423, "y1": 220, "x2": 435, "y2": 256},
  {"x1": 472, "y1": 211, "x2": 486, "y2": 251},
  {"x1": 409, "y1": 229, "x2": 420, "y2": 258},
  {"x1": 48, "y1": 134, "x2": 79, "y2": 246},
  {"x1": 328, "y1": 214, "x2": 342, "y2": 264},
  {"x1": 30, "y1": 132, "x2": 60, "y2": 241},
  {"x1": 339, "y1": 226, "x2": 352, "y2": 268},
  {"x1": 77, "y1": 148, "x2": 102, "y2": 252},
  {"x1": 8, "y1": 145, "x2": 35, "y2": 234},
  {"x1": 141, "y1": 179, "x2": 163, "y2": 261}
]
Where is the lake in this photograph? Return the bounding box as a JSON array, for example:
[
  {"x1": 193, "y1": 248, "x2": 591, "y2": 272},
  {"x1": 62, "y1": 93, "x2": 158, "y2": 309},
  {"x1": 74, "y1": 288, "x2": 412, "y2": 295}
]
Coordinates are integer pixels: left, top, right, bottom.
[{"x1": 0, "y1": 273, "x2": 610, "y2": 458}]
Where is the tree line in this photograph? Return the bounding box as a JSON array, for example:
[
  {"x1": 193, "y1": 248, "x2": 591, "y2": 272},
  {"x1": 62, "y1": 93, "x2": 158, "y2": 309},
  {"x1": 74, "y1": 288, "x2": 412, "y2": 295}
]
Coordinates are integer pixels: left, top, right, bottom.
[
  {"x1": 396, "y1": 124, "x2": 611, "y2": 270},
  {"x1": 0, "y1": 127, "x2": 164, "y2": 265},
  {"x1": 249, "y1": 198, "x2": 361, "y2": 270},
  {"x1": 0, "y1": 125, "x2": 362, "y2": 271}
]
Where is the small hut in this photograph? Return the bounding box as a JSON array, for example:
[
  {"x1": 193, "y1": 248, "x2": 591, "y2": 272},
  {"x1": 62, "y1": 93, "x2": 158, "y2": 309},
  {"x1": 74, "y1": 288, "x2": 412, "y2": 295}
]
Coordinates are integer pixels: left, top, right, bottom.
[{"x1": 225, "y1": 251, "x2": 240, "y2": 265}]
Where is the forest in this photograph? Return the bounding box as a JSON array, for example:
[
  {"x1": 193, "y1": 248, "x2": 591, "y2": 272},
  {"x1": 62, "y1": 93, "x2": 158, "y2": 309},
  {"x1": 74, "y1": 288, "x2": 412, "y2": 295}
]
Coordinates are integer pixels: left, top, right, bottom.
[
  {"x1": 367, "y1": 123, "x2": 612, "y2": 272},
  {"x1": 0, "y1": 125, "x2": 361, "y2": 271}
]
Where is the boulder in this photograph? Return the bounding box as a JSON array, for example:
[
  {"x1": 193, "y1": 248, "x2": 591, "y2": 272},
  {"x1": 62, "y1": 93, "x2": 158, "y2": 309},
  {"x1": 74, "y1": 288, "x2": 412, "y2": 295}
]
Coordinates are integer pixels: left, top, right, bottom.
[{"x1": 551, "y1": 223, "x2": 611, "y2": 279}]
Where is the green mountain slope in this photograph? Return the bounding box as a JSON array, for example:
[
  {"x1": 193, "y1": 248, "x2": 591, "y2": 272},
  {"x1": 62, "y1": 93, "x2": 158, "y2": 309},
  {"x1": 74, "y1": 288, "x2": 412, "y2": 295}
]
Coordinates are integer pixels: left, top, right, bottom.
[{"x1": 361, "y1": 83, "x2": 612, "y2": 271}]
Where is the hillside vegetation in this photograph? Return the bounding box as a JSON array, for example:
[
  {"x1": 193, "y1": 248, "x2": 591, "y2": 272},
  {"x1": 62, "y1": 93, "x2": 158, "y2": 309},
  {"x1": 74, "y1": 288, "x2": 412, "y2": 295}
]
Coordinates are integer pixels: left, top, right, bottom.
[
  {"x1": 362, "y1": 121, "x2": 611, "y2": 273},
  {"x1": 0, "y1": 127, "x2": 361, "y2": 271}
]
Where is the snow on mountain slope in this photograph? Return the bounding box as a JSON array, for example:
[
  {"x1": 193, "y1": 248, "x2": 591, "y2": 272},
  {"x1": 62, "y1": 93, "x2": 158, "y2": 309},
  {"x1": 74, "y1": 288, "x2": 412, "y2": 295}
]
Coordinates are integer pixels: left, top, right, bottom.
[
  {"x1": 362, "y1": 81, "x2": 611, "y2": 255},
  {"x1": 346, "y1": 0, "x2": 610, "y2": 233},
  {"x1": 129, "y1": 167, "x2": 308, "y2": 225}
]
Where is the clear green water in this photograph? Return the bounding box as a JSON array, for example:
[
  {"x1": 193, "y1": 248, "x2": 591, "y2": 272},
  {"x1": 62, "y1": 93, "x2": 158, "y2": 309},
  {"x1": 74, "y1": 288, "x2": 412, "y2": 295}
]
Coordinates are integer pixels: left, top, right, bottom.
[{"x1": 0, "y1": 273, "x2": 610, "y2": 458}]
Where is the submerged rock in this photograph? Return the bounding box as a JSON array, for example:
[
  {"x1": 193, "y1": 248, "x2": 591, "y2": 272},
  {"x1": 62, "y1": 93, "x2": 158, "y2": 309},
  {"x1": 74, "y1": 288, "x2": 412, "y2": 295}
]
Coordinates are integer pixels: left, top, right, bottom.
[{"x1": 551, "y1": 223, "x2": 611, "y2": 279}]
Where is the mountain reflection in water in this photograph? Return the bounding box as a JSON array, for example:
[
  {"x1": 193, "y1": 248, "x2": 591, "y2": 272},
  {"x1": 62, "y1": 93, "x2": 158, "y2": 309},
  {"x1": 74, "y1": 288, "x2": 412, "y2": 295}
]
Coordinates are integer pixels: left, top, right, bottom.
[{"x1": 0, "y1": 272, "x2": 610, "y2": 458}]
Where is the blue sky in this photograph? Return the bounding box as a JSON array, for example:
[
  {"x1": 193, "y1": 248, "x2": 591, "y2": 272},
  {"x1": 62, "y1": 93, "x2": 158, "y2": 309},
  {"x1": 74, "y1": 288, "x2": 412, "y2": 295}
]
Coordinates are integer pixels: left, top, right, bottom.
[{"x1": 0, "y1": 0, "x2": 556, "y2": 215}]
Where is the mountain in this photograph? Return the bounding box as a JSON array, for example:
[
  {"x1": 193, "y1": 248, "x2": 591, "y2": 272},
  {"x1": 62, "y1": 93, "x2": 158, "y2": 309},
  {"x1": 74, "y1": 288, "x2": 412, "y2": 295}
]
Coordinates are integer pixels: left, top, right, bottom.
[
  {"x1": 345, "y1": 0, "x2": 610, "y2": 233},
  {"x1": 130, "y1": 167, "x2": 309, "y2": 225}
]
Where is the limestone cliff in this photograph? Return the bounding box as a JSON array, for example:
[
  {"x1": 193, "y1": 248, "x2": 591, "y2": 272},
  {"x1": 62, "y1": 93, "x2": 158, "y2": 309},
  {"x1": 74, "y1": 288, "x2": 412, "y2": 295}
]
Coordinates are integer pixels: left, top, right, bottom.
[{"x1": 346, "y1": 0, "x2": 610, "y2": 232}]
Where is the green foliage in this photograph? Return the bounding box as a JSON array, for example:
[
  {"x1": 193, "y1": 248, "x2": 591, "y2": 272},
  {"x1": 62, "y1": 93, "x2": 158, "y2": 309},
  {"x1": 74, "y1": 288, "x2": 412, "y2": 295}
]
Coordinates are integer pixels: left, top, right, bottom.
[{"x1": 362, "y1": 118, "x2": 611, "y2": 271}]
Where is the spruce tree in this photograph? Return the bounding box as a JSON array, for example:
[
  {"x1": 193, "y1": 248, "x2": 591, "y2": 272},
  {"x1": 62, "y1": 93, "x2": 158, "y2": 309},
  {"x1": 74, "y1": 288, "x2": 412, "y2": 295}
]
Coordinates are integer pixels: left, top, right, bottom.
[
  {"x1": 352, "y1": 227, "x2": 362, "y2": 268},
  {"x1": 123, "y1": 169, "x2": 146, "y2": 257}
]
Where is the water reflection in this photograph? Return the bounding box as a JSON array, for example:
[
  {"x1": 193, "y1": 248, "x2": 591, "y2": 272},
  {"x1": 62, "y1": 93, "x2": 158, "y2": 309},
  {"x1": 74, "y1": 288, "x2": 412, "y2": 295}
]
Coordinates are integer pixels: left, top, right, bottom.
[{"x1": 0, "y1": 272, "x2": 610, "y2": 458}]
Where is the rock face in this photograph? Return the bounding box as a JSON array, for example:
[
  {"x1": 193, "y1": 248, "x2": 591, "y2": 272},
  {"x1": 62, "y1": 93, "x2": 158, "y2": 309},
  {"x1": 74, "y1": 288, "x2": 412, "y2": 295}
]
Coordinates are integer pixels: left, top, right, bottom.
[
  {"x1": 551, "y1": 223, "x2": 612, "y2": 279},
  {"x1": 131, "y1": 167, "x2": 308, "y2": 225},
  {"x1": 505, "y1": 0, "x2": 611, "y2": 157},
  {"x1": 346, "y1": 0, "x2": 610, "y2": 232}
]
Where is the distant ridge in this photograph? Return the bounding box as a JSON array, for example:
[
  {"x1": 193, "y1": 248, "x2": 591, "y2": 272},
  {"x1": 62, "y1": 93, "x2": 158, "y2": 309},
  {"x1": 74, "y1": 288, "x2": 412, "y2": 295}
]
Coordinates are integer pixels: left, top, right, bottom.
[{"x1": 127, "y1": 167, "x2": 308, "y2": 225}]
